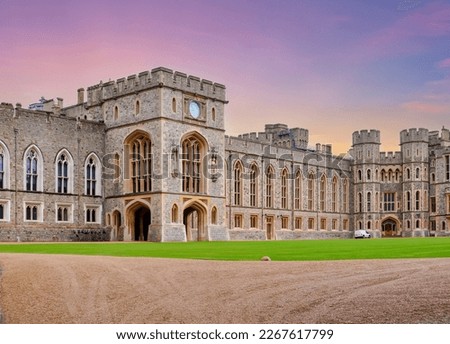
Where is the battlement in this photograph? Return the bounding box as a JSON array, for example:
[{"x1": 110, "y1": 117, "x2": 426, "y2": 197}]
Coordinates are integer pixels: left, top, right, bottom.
[
  {"x1": 400, "y1": 128, "x2": 429, "y2": 144},
  {"x1": 379, "y1": 151, "x2": 402, "y2": 164},
  {"x1": 84, "y1": 67, "x2": 226, "y2": 107},
  {"x1": 429, "y1": 128, "x2": 450, "y2": 146},
  {"x1": 237, "y1": 123, "x2": 309, "y2": 150},
  {"x1": 352, "y1": 129, "x2": 380, "y2": 145}
]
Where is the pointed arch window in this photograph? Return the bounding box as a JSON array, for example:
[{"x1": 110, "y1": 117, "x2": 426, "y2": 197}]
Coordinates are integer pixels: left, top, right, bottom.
[
  {"x1": 406, "y1": 191, "x2": 411, "y2": 211},
  {"x1": 86, "y1": 158, "x2": 97, "y2": 195},
  {"x1": 25, "y1": 147, "x2": 42, "y2": 191},
  {"x1": 130, "y1": 136, "x2": 152, "y2": 193},
  {"x1": 56, "y1": 152, "x2": 73, "y2": 194},
  {"x1": 135, "y1": 100, "x2": 141, "y2": 116},
  {"x1": 0, "y1": 150, "x2": 3, "y2": 189},
  {"x1": 85, "y1": 154, "x2": 101, "y2": 196},
  {"x1": 294, "y1": 170, "x2": 302, "y2": 210},
  {"x1": 171, "y1": 204, "x2": 178, "y2": 223},
  {"x1": 211, "y1": 206, "x2": 217, "y2": 225},
  {"x1": 367, "y1": 192, "x2": 372, "y2": 212},
  {"x1": 332, "y1": 176, "x2": 338, "y2": 212},
  {"x1": 182, "y1": 136, "x2": 204, "y2": 193},
  {"x1": 249, "y1": 164, "x2": 258, "y2": 207},
  {"x1": 358, "y1": 192, "x2": 363, "y2": 213},
  {"x1": 343, "y1": 179, "x2": 348, "y2": 212},
  {"x1": 416, "y1": 190, "x2": 420, "y2": 211},
  {"x1": 0, "y1": 143, "x2": 8, "y2": 190},
  {"x1": 319, "y1": 174, "x2": 326, "y2": 212},
  {"x1": 172, "y1": 97, "x2": 177, "y2": 112},
  {"x1": 281, "y1": 169, "x2": 288, "y2": 209},
  {"x1": 265, "y1": 166, "x2": 274, "y2": 208},
  {"x1": 233, "y1": 161, "x2": 243, "y2": 206},
  {"x1": 307, "y1": 172, "x2": 315, "y2": 211}
]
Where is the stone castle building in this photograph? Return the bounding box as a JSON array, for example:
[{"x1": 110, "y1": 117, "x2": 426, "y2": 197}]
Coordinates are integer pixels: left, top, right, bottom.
[{"x1": 0, "y1": 67, "x2": 449, "y2": 241}]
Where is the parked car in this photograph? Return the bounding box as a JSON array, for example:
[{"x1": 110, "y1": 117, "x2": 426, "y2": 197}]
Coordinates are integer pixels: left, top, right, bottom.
[{"x1": 354, "y1": 230, "x2": 371, "y2": 239}]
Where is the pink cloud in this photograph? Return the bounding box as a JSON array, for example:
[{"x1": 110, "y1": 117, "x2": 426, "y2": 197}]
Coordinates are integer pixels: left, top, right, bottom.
[
  {"x1": 401, "y1": 101, "x2": 450, "y2": 114},
  {"x1": 438, "y1": 58, "x2": 450, "y2": 68},
  {"x1": 355, "y1": 2, "x2": 450, "y2": 60}
]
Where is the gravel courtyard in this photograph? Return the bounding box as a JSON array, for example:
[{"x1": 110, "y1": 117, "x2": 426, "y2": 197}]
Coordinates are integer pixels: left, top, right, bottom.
[{"x1": 0, "y1": 254, "x2": 449, "y2": 324}]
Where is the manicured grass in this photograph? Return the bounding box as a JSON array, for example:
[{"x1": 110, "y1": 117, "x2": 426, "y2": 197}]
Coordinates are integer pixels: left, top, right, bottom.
[{"x1": 0, "y1": 238, "x2": 450, "y2": 261}]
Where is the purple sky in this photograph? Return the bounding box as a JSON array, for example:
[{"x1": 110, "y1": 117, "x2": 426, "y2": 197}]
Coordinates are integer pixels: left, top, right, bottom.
[{"x1": 1, "y1": 0, "x2": 449, "y2": 153}]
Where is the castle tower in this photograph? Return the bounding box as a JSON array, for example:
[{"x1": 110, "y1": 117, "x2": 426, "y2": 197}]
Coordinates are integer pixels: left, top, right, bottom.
[
  {"x1": 352, "y1": 130, "x2": 381, "y2": 236},
  {"x1": 80, "y1": 67, "x2": 228, "y2": 242},
  {"x1": 400, "y1": 128, "x2": 430, "y2": 236}
]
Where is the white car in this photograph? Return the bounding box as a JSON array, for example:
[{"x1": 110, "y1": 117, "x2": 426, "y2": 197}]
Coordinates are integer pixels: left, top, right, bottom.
[{"x1": 354, "y1": 230, "x2": 371, "y2": 239}]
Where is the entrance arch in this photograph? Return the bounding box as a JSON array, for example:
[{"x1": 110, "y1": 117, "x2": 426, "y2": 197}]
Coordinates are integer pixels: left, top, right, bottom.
[
  {"x1": 126, "y1": 201, "x2": 152, "y2": 241},
  {"x1": 183, "y1": 202, "x2": 208, "y2": 241},
  {"x1": 382, "y1": 218, "x2": 400, "y2": 237},
  {"x1": 134, "y1": 207, "x2": 151, "y2": 241}
]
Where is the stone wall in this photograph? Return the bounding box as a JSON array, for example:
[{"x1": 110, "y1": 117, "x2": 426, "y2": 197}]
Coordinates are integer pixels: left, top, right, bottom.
[
  {"x1": 0, "y1": 227, "x2": 110, "y2": 242},
  {"x1": 229, "y1": 229, "x2": 353, "y2": 241}
]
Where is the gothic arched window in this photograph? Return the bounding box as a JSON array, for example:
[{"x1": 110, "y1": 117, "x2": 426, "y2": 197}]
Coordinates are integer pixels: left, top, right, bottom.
[
  {"x1": 131, "y1": 136, "x2": 152, "y2": 193},
  {"x1": 56, "y1": 151, "x2": 73, "y2": 194},
  {"x1": 281, "y1": 168, "x2": 288, "y2": 209},
  {"x1": 332, "y1": 176, "x2": 338, "y2": 212},
  {"x1": 85, "y1": 153, "x2": 101, "y2": 196},
  {"x1": 265, "y1": 166, "x2": 274, "y2": 208},
  {"x1": 233, "y1": 161, "x2": 243, "y2": 206},
  {"x1": 249, "y1": 164, "x2": 258, "y2": 207},
  {"x1": 25, "y1": 147, "x2": 43, "y2": 191},
  {"x1": 182, "y1": 134, "x2": 205, "y2": 194},
  {"x1": 319, "y1": 174, "x2": 326, "y2": 212},
  {"x1": 0, "y1": 142, "x2": 8, "y2": 190},
  {"x1": 308, "y1": 172, "x2": 315, "y2": 211},
  {"x1": 294, "y1": 170, "x2": 302, "y2": 210}
]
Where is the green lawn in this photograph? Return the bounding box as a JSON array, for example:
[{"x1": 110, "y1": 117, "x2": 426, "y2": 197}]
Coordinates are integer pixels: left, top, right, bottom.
[{"x1": 0, "y1": 238, "x2": 450, "y2": 261}]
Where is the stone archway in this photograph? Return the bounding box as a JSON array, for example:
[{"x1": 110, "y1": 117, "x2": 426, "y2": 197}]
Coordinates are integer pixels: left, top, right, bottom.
[
  {"x1": 134, "y1": 206, "x2": 151, "y2": 241},
  {"x1": 126, "y1": 202, "x2": 152, "y2": 242},
  {"x1": 183, "y1": 202, "x2": 207, "y2": 241},
  {"x1": 382, "y1": 218, "x2": 400, "y2": 237}
]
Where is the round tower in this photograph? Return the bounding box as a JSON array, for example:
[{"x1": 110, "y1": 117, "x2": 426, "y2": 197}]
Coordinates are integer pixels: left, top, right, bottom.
[
  {"x1": 351, "y1": 130, "x2": 381, "y2": 236},
  {"x1": 400, "y1": 128, "x2": 429, "y2": 236}
]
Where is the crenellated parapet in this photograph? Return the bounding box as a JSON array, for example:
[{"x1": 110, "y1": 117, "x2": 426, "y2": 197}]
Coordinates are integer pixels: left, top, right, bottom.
[
  {"x1": 428, "y1": 128, "x2": 450, "y2": 146},
  {"x1": 85, "y1": 67, "x2": 226, "y2": 107},
  {"x1": 352, "y1": 129, "x2": 380, "y2": 146},
  {"x1": 237, "y1": 123, "x2": 309, "y2": 150},
  {"x1": 379, "y1": 151, "x2": 402, "y2": 164},
  {"x1": 400, "y1": 128, "x2": 429, "y2": 144}
]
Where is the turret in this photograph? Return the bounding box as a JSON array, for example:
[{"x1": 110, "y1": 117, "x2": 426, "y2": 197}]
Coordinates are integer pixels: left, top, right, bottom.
[
  {"x1": 352, "y1": 129, "x2": 381, "y2": 146},
  {"x1": 352, "y1": 129, "x2": 381, "y2": 163},
  {"x1": 400, "y1": 128, "x2": 429, "y2": 163}
]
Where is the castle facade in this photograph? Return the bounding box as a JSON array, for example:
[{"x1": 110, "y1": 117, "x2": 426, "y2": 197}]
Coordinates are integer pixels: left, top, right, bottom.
[{"x1": 0, "y1": 67, "x2": 449, "y2": 241}]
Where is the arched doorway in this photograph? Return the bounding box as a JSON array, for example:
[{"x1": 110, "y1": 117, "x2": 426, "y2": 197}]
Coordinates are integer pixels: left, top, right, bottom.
[
  {"x1": 183, "y1": 203, "x2": 207, "y2": 241},
  {"x1": 382, "y1": 218, "x2": 399, "y2": 237},
  {"x1": 112, "y1": 210, "x2": 122, "y2": 241},
  {"x1": 133, "y1": 206, "x2": 151, "y2": 241}
]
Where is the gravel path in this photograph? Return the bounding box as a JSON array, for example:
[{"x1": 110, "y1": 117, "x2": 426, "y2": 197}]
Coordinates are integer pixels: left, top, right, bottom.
[{"x1": 0, "y1": 254, "x2": 449, "y2": 324}]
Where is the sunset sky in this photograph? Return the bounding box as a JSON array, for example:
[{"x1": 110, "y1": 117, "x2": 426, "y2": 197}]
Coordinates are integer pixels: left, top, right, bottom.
[{"x1": 1, "y1": 0, "x2": 449, "y2": 153}]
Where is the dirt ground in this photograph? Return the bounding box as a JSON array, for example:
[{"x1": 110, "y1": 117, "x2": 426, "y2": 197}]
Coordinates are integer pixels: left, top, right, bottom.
[{"x1": 0, "y1": 254, "x2": 449, "y2": 324}]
